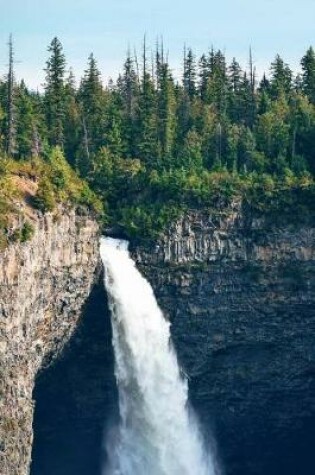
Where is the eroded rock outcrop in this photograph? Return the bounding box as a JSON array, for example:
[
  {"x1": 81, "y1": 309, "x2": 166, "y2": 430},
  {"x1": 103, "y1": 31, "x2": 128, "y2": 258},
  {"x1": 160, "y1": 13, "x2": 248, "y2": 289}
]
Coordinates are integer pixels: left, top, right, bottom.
[{"x1": 0, "y1": 208, "x2": 100, "y2": 475}]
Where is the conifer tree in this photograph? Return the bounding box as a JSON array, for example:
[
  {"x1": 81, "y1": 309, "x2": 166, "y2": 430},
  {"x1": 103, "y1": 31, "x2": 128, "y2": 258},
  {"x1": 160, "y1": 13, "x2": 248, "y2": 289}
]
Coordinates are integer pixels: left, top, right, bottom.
[
  {"x1": 119, "y1": 51, "x2": 139, "y2": 157},
  {"x1": 259, "y1": 73, "x2": 270, "y2": 93},
  {"x1": 301, "y1": 47, "x2": 315, "y2": 104},
  {"x1": 64, "y1": 69, "x2": 81, "y2": 164},
  {"x1": 15, "y1": 82, "x2": 37, "y2": 157},
  {"x1": 44, "y1": 37, "x2": 66, "y2": 148},
  {"x1": 228, "y1": 58, "x2": 243, "y2": 121},
  {"x1": 183, "y1": 47, "x2": 197, "y2": 99},
  {"x1": 136, "y1": 39, "x2": 158, "y2": 164},
  {"x1": 177, "y1": 47, "x2": 197, "y2": 154},
  {"x1": 226, "y1": 124, "x2": 240, "y2": 171},
  {"x1": 157, "y1": 56, "x2": 176, "y2": 164},
  {"x1": 199, "y1": 54, "x2": 210, "y2": 101},
  {"x1": 256, "y1": 94, "x2": 290, "y2": 169},
  {"x1": 205, "y1": 50, "x2": 228, "y2": 116},
  {"x1": 78, "y1": 53, "x2": 106, "y2": 164},
  {"x1": 270, "y1": 55, "x2": 292, "y2": 98},
  {"x1": 105, "y1": 92, "x2": 124, "y2": 157},
  {"x1": 238, "y1": 72, "x2": 255, "y2": 127},
  {"x1": 199, "y1": 104, "x2": 217, "y2": 169},
  {"x1": 181, "y1": 128, "x2": 203, "y2": 169}
]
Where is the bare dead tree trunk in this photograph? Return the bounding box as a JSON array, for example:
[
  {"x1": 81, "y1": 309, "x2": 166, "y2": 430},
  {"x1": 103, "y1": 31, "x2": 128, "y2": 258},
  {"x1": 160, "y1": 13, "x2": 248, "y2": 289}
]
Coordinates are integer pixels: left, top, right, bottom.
[
  {"x1": 6, "y1": 34, "x2": 17, "y2": 156},
  {"x1": 133, "y1": 47, "x2": 140, "y2": 89},
  {"x1": 31, "y1": 124, "x2": 41, "y2": 157}
]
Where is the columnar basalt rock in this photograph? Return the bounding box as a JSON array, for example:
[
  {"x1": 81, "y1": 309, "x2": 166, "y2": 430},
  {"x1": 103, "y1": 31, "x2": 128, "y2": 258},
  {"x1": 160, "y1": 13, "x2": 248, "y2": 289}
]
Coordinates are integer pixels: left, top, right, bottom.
[
  {"x1": 0, "y1": 208, "x2": 100, "y2": 475},
  {"x1": 134, "y1": 206, "x2": 315, "y2": 265},
  {"x1": 133, "y1": 208, "x2": 315, "y2": 475}
]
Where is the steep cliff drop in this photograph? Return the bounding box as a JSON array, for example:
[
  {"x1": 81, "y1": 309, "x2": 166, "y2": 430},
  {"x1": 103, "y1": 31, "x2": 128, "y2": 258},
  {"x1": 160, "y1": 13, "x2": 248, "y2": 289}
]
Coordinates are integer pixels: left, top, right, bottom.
[{"x1": 100, "y1": 237, "x2": 217, "y2": 475}]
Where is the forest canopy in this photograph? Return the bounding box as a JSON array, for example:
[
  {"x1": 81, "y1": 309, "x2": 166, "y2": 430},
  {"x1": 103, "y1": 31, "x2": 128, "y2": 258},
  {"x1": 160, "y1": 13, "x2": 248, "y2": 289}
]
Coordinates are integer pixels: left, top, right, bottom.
[{"x1": 0, "y1": 37, "x2": 314, "y2": 238}]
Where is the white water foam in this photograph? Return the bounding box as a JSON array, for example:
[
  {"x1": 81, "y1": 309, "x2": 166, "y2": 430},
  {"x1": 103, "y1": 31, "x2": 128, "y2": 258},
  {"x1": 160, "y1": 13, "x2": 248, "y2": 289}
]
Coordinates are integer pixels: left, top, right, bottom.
[{"x1": 101, "y1": 237, "x2": 217, "y2": 475}]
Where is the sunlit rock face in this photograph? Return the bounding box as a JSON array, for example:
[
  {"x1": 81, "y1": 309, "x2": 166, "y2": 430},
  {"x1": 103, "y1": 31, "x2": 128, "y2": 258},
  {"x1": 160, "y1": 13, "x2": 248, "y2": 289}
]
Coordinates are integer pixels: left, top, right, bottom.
[
  {"x1": 133, "y1": 207, "x2": 315, "y2": 475},
  {"x1": 0, "y1": 208, "x2": 100, "y2": 475}
]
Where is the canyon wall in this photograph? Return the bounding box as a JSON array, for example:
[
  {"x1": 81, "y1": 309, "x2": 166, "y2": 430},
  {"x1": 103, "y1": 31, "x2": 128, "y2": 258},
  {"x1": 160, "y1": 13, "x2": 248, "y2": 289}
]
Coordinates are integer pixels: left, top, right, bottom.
[
  {"x1": 0, "y1": 208, "x2": 100, "y2": 475},
  {"x1": 2, "y1": 201, "x2": 314, "y2": 475},
  {"x1": 133, "y1": 205, "x2": 315, "y2": 475}
]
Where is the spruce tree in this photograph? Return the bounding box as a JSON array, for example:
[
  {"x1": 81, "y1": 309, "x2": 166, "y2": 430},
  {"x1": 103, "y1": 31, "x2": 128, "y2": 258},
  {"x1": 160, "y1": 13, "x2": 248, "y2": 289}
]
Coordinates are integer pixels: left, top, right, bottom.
[
  {"x1": 301, "y1": 47, "x2": 315, "y2": 104},
  {"x1": 136, "y1": 40, "x2": 158, "y2": 164},
  {"x1": 44, "y1": 37, "x2": 66, "y2": 148},
  {"x1": 227, "y1": 58, "x2": 243, "y2": 121},
  {"x1": 181, "y1": 128, "x2": 203, "y2": 169},
  {"x1": 15, "y1": 81, "x2": 37, "y2": 157},
  {"x1": 105, "y1": 92, "x2": 124, "y2": 157},
  {"x1": 183, "y1": 47, "x2": 197, "y2": 99},
  {"x1": 78, "y1": 53, "x2": 106, "y2": 168},
  {"x1": 64, "y1": 69, "x2": 81, "y2": 164},
  {"x1": 157, "y1": 57, "x2": 176, "y2": 164},
  {"x1": 199, "y1": 54, "x2": 210, "y2": 101},
  {"x1": 205, "y1": 50, "x2": 228, "y2": 117},
  {"x1": 270, "y1": 54, "x2": 292, "y2": 99},
  {"x1": 119, "y1": 51, "x2": 139, "y2": 157}
]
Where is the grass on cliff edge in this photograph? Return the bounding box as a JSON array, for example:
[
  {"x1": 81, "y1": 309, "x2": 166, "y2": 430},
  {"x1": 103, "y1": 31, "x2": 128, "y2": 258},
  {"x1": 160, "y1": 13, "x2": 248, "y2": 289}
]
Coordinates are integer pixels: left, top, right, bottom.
[{"x1": 0, "y1": 147, "x2": 103, "y2": 250}]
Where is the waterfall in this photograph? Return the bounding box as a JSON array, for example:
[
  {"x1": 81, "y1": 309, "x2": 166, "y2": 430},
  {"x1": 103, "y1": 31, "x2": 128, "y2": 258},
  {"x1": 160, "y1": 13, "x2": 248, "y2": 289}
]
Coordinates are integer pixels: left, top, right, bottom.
[{"x1": 100, "y1": 237, "x2": 217, "y2": 475}]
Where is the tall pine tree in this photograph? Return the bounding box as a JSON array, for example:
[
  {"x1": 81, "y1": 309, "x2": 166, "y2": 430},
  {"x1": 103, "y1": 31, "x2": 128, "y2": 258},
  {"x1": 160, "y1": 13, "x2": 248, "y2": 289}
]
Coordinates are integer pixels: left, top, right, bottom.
[
  {"x1": 44, "y1": 37, "x2": 66, "y2": 148},
  {"x1": 301, "y1": 47, "x2": 315, "y2": 104}
]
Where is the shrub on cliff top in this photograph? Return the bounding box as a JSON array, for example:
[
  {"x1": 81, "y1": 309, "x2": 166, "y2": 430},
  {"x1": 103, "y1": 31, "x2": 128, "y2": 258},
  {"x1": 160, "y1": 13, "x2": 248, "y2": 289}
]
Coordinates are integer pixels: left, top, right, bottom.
[
  {"x1": 0, "y1": 148, "x2": 103, "y2": 248},
  {"x1": 42, "y1": 147, "x2": 103, "y2": 213}
]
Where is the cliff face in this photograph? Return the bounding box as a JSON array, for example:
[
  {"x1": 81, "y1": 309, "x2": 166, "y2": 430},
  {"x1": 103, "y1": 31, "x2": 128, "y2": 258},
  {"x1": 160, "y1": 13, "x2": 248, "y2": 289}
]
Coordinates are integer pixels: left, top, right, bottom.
[
  {"x1": 2, "y1": 202, "x2": 314, "y2": 475},
  {"x1": 133, "y1": 207, "x2": 315, "y2": 475},
  {"x1": 0, "y1": 208, "x2": 100, "y2": 475}
]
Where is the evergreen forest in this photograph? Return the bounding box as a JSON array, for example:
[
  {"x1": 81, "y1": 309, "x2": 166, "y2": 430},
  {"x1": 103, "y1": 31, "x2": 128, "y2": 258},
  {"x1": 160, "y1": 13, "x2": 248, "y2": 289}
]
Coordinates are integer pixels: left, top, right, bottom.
[{"x1": 1, "y1": 37, "x2": 315, "y2": 239}]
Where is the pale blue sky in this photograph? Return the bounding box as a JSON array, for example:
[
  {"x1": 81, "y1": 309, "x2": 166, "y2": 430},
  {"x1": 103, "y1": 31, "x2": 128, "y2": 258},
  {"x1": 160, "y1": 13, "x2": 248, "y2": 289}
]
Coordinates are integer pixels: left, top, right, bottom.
[{"x1": 0, "y1": 0, "x2": 314, "y2": 89}]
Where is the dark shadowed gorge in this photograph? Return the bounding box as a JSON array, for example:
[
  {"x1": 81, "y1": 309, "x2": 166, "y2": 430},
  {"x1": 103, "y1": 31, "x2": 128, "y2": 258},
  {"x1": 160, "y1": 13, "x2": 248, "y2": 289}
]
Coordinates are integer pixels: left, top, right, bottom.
[{"x1": 31, "y1": 280, "x2": 118, "y2": 475}]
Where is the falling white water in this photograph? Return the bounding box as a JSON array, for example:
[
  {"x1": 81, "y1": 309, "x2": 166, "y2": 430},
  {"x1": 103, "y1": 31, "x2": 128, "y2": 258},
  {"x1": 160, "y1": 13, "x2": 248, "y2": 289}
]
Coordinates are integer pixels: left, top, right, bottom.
[{"x1": 100, "y1": 237, "x2": 216, "y2": 475}]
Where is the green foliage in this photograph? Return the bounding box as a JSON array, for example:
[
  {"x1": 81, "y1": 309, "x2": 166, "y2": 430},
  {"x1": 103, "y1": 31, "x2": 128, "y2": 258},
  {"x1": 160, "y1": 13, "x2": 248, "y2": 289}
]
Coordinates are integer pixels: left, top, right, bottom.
[
  {"x1": 20, "y1": 222, "x2": 35, "y2": 242},
  {"x1": 0, "y1": 150, "x2": 103, "y2": 249},
  {"x1": 270, "y1": 55, "x2": 293, "y2": 98},
  {"x1": 34, "y1": 176, "x2": 56, "y2": 212},
  {"x1": 243, "y1": 172, "x2": 314, "y2": 224},
  {"x1": 301, "y1": 47, "x2": 315, "y2": 104},
  {"x1": 0, "y1": 39, "x2": 314, "y2": 242},
  {"x1": 44, "y1": 37, "x2": 67, "y2": 148},
  {"x1": 118, "y1": 204, "x2": 183, "y2": 239},
  {"x1": 41, "y1": 147, "x2": 103, "y2": 213},
  {"x1": 11, "y1": 221, "x2": 35, "y2": 243}
]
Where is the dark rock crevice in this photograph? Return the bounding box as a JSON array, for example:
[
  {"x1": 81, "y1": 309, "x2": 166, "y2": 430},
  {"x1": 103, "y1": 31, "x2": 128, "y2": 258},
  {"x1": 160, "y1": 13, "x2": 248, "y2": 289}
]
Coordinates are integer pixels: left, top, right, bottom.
[{"x1": 31, "y1": 278, "x2": 118, "y2": 475}]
